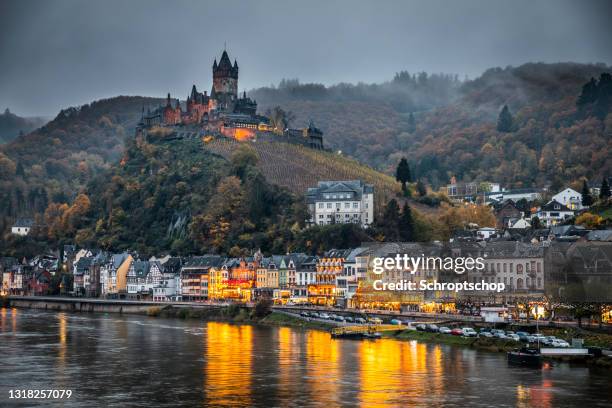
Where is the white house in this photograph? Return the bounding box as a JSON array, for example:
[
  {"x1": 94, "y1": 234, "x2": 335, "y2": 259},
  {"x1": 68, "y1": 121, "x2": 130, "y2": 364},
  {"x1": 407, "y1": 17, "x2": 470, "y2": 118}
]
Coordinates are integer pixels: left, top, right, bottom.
[
  {"x1": 508, "y1": 218, "x2": 531, "y2": 229},
  {"x1": 534, "y1": 200, "x2": 574, "y2": 227},
  {"x1": 306, "y1": 180, "x2": 374, "y2": 227},
  {"x1": 552, "y1": 187, "x2": 584, "y2": 210},
  {"x1": 477, "y1": 227, "x2": 497, "y2": 240},
  {"x1": 11, "y1": 218, "x2": 34, "y2": 236}
]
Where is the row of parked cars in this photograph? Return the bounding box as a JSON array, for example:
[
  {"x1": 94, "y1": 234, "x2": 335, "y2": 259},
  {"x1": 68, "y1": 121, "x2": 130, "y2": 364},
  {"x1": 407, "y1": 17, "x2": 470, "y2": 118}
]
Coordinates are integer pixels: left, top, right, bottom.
[
  {"x1": 415, "y1": 324, "x2": 570, "y2": 347},
  {"x1": 299, "y1": 311, "x2": 380, "y2": 324}
]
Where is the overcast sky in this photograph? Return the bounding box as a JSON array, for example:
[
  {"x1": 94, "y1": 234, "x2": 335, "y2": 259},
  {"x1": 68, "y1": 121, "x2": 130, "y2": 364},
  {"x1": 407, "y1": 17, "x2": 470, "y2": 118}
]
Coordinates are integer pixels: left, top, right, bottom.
[{"x1": 1, "y1": 0, "x2": 611, "y2": 117}]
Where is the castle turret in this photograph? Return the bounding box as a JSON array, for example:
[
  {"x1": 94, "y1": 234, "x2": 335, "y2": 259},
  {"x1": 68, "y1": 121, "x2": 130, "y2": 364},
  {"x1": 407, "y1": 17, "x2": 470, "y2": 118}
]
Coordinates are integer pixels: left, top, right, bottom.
[{"x1": 212, "y1": 50, "x2": 238, "y2": 102}]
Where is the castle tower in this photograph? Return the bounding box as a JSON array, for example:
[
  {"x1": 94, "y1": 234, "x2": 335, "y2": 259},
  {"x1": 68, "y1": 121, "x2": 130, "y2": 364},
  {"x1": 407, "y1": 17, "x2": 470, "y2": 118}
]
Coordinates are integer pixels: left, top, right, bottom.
[{"x1": 212, "y1": 50, "x2": 238, "y2": 101}]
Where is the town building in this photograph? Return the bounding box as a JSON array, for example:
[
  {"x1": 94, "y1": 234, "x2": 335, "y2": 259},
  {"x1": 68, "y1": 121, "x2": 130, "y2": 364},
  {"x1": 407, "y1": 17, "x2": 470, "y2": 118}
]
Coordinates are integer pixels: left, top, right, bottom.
[
  {"x1": 306, "y1": 180, "x2": 374, "y2": 227},
  {"x1": 11, "y1": 218, "x2": 34, "y2": 236},
  {"x1": 551, "y1": 187, "x2": 584, "y2": 210},
  {"x1": 533, "y1": 200, "x2": 575, "y2": 227}
]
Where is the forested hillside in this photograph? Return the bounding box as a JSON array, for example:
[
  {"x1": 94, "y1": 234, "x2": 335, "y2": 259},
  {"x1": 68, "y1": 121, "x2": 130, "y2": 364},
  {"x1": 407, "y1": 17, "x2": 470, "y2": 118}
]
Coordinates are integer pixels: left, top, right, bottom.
[
  {"x1": 251, "y1": 63, "x2": 612, "y2": 188},
  {"x1": 0, "y1": 96, "x2": 162, "y2": 231},
  {"x1": 0, "y1": 108, "x2": 47, "y2": 144}
]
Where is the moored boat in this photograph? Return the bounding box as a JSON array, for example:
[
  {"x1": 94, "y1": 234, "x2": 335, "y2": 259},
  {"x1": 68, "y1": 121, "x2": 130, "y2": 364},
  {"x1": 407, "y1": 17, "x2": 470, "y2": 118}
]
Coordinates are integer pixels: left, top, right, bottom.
[{"x1": 507, "y1": 347, "x2": 542, "y2": 367}]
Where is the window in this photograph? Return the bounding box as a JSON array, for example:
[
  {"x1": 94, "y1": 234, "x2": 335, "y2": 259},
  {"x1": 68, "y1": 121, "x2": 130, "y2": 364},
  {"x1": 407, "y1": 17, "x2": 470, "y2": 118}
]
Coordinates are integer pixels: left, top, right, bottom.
[
  {"x1": 503, "y1": 263, "x2": 507, "y2": 273},
  {"x1": 517, "y1": 278, "x2": 523, "y2": 289},
  {"x1": 318, "y1": 203, "x2": 323, "y2": 209},
  {"x1": 517, "y1": 264, "x2": 523, "y2": 274},
  {"x1": 326, "y1": 203, "x2": 332, "y2": 209},
  {"x1": 537, "y1": 262, "x2": 541, "y2": 273},
  {"x1": 510, "y1": 263, "x2": 513, "y2": 273},
  {"x1": 344, "y1": 202, "x2": 350, "y2": 208},
  {"x1": 353, "y1": 202, "x2": 358, "y2": 208},
  {"x1": 537, "y1": 278, "x2": 542, "y2": 288}
]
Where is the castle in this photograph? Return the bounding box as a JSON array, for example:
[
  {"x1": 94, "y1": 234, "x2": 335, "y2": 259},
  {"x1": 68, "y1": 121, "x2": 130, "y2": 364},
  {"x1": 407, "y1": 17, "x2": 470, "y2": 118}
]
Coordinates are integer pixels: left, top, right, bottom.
[{"x1": 138, "y1": 49, "x2": 323, "y2": 149}]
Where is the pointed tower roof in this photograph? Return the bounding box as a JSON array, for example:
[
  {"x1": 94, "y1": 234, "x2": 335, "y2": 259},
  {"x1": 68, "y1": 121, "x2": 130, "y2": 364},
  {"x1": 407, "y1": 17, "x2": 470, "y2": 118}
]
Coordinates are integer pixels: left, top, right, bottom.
[
  {"x1": 213, "y1": 59, "x2": 218, "y2": 69},
  {"x1": 218, "y1": 50, "x2": 232, "y2": 69},
  {"x1": 191, "y1": 84, "x2": 198, "y2": 99},
  {"x1": 166, "y1": 93, "x2": 171, "y2": 106}
]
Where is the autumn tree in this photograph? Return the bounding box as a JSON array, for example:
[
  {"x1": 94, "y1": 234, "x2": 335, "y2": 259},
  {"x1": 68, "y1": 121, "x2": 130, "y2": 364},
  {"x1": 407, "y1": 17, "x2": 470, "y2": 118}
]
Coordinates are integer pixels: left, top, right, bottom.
[{"x1": 575, "y1": 212, "x2": 603, "y2": 229}]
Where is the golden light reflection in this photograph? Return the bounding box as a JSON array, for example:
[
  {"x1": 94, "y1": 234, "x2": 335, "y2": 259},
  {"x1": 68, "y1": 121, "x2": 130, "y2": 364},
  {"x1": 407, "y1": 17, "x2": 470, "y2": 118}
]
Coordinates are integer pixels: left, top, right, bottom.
[
  {"x1": 57, "y1": 312, "x2": 67, "y2": 371},
  {"x1": 204, "y1": 322, "x2": 253, "y2": 407},
  {"x1": 305, "y1": 331, "x2": 340, "y2": 400},
  {"x1": 277, "y1": 327, "x2": 298, "y2": 401},
  {"x1": 358, "y1": 339, "x2": 438, "y2": 407},
  {"x1": 0, "y1": 307, "x2": 6, "y2": 332}
]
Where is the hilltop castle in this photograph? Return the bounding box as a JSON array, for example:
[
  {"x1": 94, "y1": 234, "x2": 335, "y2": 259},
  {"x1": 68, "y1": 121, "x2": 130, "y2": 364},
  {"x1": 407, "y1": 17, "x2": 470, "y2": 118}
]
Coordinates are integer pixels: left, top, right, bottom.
[{"x1": 138, "y1": 49, "x2": 323, "y2": 149}]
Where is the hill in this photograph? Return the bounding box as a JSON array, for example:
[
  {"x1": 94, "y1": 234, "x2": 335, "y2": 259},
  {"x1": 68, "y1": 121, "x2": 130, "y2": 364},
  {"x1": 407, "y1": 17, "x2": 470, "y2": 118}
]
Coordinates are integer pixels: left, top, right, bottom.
[
  {"x1": 251, "y1": 63, "x2": 612, "y2": 188},
  {"x1": 0, "y1": 108, "x2": 47, "y2": 144},
  {"x1": 203, "y1": 138, "x2": 403, "y2": 213},
  {"x1": 0, "y1": 96, "x2": 162, "y2": 229}
]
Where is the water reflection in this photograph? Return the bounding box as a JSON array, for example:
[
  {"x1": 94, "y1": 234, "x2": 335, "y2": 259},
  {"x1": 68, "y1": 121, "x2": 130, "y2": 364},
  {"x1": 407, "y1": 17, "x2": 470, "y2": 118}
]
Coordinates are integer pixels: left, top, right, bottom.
[
  {"x1": 204, "y1": 322, "x2": 253, "y2": 407},
  {"x1": 0, "y1": 309, "x2": 610, "y2": 408}
]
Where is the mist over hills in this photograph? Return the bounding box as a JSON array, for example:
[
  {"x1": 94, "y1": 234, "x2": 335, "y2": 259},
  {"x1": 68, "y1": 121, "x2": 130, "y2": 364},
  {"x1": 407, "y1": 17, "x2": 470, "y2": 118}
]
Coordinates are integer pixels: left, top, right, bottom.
[
  {"x1": 0, "y1": 62, "x2": 610, "y2": 241},
  {"x1": 0, "y1": 109, "x2": 48, "y2": 144}
]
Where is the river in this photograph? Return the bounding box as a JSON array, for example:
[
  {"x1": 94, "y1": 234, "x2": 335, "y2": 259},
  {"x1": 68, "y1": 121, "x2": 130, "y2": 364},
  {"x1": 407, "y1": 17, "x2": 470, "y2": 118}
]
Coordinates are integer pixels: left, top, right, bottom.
[{"x1": 0, "y1": 308, "x2": 610, "y2": 407}]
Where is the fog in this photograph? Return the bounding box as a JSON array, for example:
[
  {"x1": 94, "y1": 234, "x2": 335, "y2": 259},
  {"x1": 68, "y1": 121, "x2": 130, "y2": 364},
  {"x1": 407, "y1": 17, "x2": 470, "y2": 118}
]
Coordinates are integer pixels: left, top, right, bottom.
[{"x1": 1, "y1": 0, "x2": 611, "y2": 116}]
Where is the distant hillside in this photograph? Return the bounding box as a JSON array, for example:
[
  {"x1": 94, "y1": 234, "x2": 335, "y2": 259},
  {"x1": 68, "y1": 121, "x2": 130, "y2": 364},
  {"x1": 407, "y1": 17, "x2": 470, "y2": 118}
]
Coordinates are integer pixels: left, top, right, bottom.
[
  {"x1": 0, "y1": 108, "x2": 47, "y2": 144},
  {"x1": 0, "y1": 96, "x2": 162, "y2": 226},
  {"x1": 251, "y1": 63, "x2": 612, "y2": 188}
]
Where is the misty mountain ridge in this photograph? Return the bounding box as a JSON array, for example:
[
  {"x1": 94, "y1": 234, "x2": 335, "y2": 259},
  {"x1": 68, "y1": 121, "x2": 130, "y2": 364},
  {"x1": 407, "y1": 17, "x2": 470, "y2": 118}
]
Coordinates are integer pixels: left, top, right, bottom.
[{"x1": 0, "y1": 108, "x2": 48, "y2": 144}]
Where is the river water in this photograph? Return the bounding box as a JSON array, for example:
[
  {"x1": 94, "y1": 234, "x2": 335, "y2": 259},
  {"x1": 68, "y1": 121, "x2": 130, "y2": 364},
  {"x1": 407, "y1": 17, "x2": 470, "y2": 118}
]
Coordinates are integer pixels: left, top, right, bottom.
[{"x1": 0, "y1": 308, "x2": 610, "y2": 407}]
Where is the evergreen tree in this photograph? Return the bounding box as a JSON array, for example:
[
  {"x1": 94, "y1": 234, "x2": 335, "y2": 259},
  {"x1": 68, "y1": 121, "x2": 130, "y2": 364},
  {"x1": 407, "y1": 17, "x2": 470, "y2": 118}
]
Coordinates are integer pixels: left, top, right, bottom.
[
  {"x1": 496, "y1": 105, "x2": 514, "y2": 132},
  {"x1": 380, "y1": 199, "x2": 400, "y2": 241},
  {"x1": 581, "y1": 180, "x2": 593, "y2": 207},
  {"x1": 398, "y1": 203, "x2": 415, "y2": 241},
  {"x1": 407, "y1": 112, "x2": 416, "y2": 133},
  {"x1": 577, "y1": 77, "x2": 598, "y2": 107},
  {"x1": 531, "y1": 216, "x2": 541, "y2": 230},
  {"x1": 600, "y1": 177, "x2": 610, "y2": 199},
  {"x1": 395, "y1": 158, "x2": 412, "y2": 191}
]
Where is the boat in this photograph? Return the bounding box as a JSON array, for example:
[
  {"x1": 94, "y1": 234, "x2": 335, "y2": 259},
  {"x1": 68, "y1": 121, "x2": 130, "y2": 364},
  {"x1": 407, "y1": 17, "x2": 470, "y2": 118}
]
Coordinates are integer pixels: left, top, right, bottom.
[{"x1": 507, "y1": 347, "x2": 542, "y2": 367}]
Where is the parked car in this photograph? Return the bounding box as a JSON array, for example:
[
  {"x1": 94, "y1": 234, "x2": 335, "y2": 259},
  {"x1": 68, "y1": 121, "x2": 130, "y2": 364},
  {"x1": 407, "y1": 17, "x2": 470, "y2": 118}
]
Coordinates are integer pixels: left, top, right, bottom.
[
  {"x1": 505, "y1": 331, "x2": 515, "y2": 336},
  {"x1": 439, "y1": 327, "x2": 452, "y2": 334},
  {"x1": 355, "y1": 317, "x2": 367, "y2": 324},
  {"x1": 493, "y1": 331, "x2": 507, "y2": 339},
  {"x1": 507, "y1": 334, "x2": 520, "y2": 342},
  {"x1": 368, "y1": 317, "x2": 383, "y2": 324},
  {"x1": 344, "y1": 316, "x2": 354, "y2": 323},
  {"x1": 300, "y1": 311, "x2": 309, "y2": 317},
  {"x1": 527, "y1": 333, "x2": 546, "y2": 343},
  {"x1": 416, "y1": 324, "x2": 427, "y2": 331},
  {"x1": 542, "y1": 336, "x2": 557, "y2": 346},
  {"x1": 335, "y1": 316, "x2": 346, "y2": 322},
  {"x1": 478, "y1": 331, "x2": 493, "y2": 338},
  {"x1": 551, "y1": 339, "x2": 570, "y2": 348},
  {"x1": 451, "y1": 328, "x2": 464, "y2": 336},
  {"x1": 319, "y1": 313, "x2": 330, "y2": 320},
  {"x1": 310, "y1": 312, "x2": 320, "y2": 318},
  {"x1": 516, "y1": 332, "x2": 530, "y2": 342},
  {"x1": 479, "y1": 327, "x2": 491, "y2": 333},
  {"x1": 390, "y1": 319, "x2": 402, "y2": 325},
  {"x1": 425, "y1": 324, "x2": 439, "y2": 332},
  {"x1": 462, "y1": 328, "x2": 477, "y2": 337}
]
